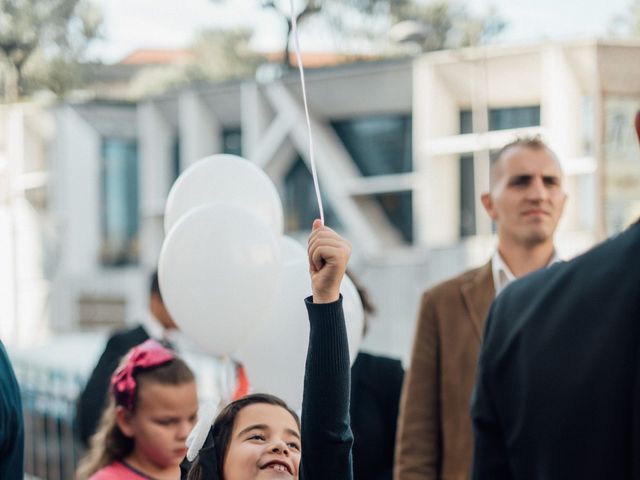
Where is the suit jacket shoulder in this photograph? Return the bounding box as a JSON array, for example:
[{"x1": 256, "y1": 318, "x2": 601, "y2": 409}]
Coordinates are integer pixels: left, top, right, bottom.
[
  {"x1": 106, "y1": 325, "x2": 149, "y2": 354},
  {"x1": 424, "y1": 262, "x2": 494, "y2": 305}
]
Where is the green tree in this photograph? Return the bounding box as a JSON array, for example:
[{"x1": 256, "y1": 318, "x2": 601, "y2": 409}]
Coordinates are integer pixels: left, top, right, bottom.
[
  {"x1": 0, "y1": 0, "x2": 102, "y2": 101},
  {"x1": 187, "y1": 28, "x2": 262, "y2": 81},
  {"x1": 213, "y1": 0, "x2": 505, "y2": 67}
]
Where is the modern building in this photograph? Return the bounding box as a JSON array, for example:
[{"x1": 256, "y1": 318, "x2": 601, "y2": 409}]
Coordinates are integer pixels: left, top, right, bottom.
[{"x1": 7, "y1": 38, "x2": 640, "y2": 361}]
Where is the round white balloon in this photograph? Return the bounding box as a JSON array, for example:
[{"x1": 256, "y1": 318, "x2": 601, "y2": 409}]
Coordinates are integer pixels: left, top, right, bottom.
[
  {"x1": 164, "y1": 154, "x2": 284, "y2": 236},
  {"x1": 159, "y1": 203, "x2": 281, "y2": 356},
  {"x1": 234, "y1": 259, "x2": 363, "y2": 409},
  {"x1": 279, "y1": 236, "x2": 307, "y2": 266}
]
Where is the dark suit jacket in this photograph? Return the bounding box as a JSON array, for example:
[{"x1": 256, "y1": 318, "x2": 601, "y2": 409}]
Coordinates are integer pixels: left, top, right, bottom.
[
  {"x1": 396, "y1": 262, "x2": 495, "y2": 480},
  {"x1": 351, "y1": 351, "x2": 404, "y2": 480},
  {"x1": 472, "y1": 223, "x2": 640, "y2": 480},
  {"x1": 76, "y1": 325, "x2": 149, "y2": 446},
  {"x1": 0, "y1": 340, "x2": 24, "y2": 480}
]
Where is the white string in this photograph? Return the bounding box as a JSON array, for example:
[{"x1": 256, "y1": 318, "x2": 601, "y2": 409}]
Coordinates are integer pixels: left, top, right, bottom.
[{"x1": 290, "y1": 0, "x2": 325, "y2": 224}]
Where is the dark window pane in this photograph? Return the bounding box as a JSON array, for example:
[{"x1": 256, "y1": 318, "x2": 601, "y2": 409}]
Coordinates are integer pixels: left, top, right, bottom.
[
  {"x1": 331, "y1": 115, "x2": 412, "y2": 176},
  {"x1": 101, "y1": 138, "x2": 139, "y2": 266},
  {"x1": 172, "y1": 136, "x2": 181, "y2": 185},
  {"x1": 330, "y1": 114, "x2": 413, "y2": 242},
  {"x1": 283, "y1": 156, "x2": 341, "y2": 232},
  {"x1": 460, "y1": 110, "x2": 473, "y2": 135},
  {"x1": 460, "y1": 154, "x2": 476, "y2": 237},
  {"x1": 371, "y1": 191, "x2": 413, "y2": 243},
  {"x1": 459, "y1": 106, "x2": 541, "y2": 133},
  {"x1": 222, "y1": 128, "x2": 242, "y2": 157}
]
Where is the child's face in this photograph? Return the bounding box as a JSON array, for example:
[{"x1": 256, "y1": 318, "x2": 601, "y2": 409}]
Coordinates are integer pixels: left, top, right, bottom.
[
  {"x1": 118, "y1": 381, "x2": 198, "y2": 470},
  {"x1": 223, "y1": 403, "x2": 301, "y2": 480}
]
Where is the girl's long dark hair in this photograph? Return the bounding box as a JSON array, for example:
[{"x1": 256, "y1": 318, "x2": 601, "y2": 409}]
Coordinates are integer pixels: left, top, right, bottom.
[{"x1": 186, "y1": 393, "x2": 300, "y2": 480}]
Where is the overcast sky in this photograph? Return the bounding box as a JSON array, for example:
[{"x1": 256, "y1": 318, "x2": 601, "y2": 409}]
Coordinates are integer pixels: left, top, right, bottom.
[{"x1": 90, "y1": 0, "x2": 634, "y2": 63}]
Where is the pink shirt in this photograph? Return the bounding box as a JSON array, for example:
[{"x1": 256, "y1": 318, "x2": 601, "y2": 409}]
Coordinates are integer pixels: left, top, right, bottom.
[{"x1": 89, "y1": 461, "x2": 151, "y2": 480}]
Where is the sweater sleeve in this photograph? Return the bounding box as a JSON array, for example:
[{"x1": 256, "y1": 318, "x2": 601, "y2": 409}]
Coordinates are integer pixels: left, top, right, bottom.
[{"x1": 300, "y1": 295, "x2": 353, "y2": 480}]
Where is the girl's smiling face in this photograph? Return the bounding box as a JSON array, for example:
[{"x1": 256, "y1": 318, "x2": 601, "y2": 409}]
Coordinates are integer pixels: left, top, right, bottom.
[{"x1": 223, "y1": 403, "x2": 302, "y2": 480}]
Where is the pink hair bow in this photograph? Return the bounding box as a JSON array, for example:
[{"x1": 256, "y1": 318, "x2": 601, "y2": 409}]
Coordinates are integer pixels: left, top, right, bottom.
[{"x1": 111, "y1": 339, "x2": 174, "y2": 411}]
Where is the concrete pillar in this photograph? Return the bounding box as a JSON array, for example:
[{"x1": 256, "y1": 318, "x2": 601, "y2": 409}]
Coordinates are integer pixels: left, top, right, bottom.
[
  {"x1": 241, "y1": 81, "x2": 272, "y2": 159},
  {"x1": 178, "y1": 91, "x2": 221, "y2": 168},
  {"x1": 138, "y1": 101, "x2": 174, "y2": 268},
  {"x1": 413, "y1": 59, "x2": 460, "y2": 247}
]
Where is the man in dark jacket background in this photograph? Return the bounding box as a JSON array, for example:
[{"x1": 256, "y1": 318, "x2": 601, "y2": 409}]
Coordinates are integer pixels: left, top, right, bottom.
[
  {"x1": 471, "y1": 111, "x2": 640, "y2": 479},
  {"x1": 0, "y1": 339, "x2": 24, "y2": 479}
]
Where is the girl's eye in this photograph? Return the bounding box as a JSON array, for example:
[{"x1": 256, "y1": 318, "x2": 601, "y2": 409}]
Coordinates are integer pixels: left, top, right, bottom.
[
  {"x1": 288, "y1": 442, "x2": 300, "y2": 451},
  {"x1": 249, "y1": 434, "x2": 266, "y2": 441}
]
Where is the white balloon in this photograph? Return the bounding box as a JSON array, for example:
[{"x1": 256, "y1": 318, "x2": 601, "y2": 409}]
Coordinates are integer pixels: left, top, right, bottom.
[
  {"x1": 159, "y1": 203, "x2": 280, "y2": 356},
  {"x1": 164, "y1": 154, "x2": 284, "y2": 236},
  {"x1": 234, "y1": 259, "x2": 363, "y2": 409},
  {"x1": 279, "y1": 236, "x2": 307, "y2": 265}
]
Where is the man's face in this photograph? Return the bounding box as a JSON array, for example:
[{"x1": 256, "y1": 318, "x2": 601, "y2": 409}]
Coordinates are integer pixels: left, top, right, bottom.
[{"x1": 481, "y1": 146, "x2": 567, "y2": 248}]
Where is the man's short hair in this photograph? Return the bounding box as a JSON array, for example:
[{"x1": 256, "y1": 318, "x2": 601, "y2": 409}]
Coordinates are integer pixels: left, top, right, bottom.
[{"x1": 490, "y1": 135, "x2": 560, "y2": 189}]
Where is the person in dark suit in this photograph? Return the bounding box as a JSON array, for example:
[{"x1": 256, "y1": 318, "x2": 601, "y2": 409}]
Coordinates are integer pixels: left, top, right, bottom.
[
  {"x1": 0, "y1": 339, "x2": 24, "y2": 479},
  {"x1": 349, "y1": 275, "x2": 404, "y2": 480},
  {"x1": 471, "y1": 111, "x2": 640, "y2": 480},
  {"x1": 76, "y1": 271, "x2": 177, "y2": 446}
]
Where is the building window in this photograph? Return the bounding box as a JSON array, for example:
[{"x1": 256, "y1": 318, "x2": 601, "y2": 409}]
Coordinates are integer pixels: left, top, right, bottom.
[
  {"x1": 283, "y1": 156, "x2": 340, "y2": 232},
  {"x1": 172, "y1": 136, "x2": 181, "y2": 185},
  {"x1": 222, "y1": 128, "x2": 242, "y2": 157},
  {"x1": 331, "y1": 114, "x2": 413, "y2": 242},
  {"x1": 459, "y1": 106, "x2": 541, "y2": 134},
  {"x1": 459, "y1": 154, "x2": 476, "y2": 237},
  {"x1": 101, "y1": 138, "x2": 139, "y2": 266}
]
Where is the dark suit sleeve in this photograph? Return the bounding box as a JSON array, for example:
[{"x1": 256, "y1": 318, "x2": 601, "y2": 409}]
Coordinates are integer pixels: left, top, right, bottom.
[
  {"x1": 395, "y1": 291, "x2": 440, "y2": 480},
  {"x1": 300, "y1": 295, "x2": 353, "y2": 480},
  {"x1": 376, "y1": 360, "x2": 404, "y2": 480},
  {"x1": 77, "y1": 334, "x2": 130, "y2": 446},
  {"x1": 0, "y1": 341, "x2": 24, "y2": 479},
  {"x1": 470, "y1": 302, "x2": 513, "y2": 480}
]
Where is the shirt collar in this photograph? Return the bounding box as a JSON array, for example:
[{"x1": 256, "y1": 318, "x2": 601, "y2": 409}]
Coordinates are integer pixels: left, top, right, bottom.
[{"x1": 491, "y1": 249, "x2": 561, "y2": 295}]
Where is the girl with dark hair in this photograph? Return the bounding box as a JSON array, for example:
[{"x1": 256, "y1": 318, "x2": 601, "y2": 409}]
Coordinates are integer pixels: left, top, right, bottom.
[
  {"x1": 76, "y1": 340, "x2": 198, "y2": 480},
  {"x1": 185, "y1": 220, "x2": 354, "y2": 480}
]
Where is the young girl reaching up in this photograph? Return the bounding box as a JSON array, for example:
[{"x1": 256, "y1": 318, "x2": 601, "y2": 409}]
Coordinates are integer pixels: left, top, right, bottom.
[
  {"x1": 76, "y1": 339, "x2": 199, "y2": 480},
  {"x1": 184, "y1": 220, "x2": 354, "y2": 480}
]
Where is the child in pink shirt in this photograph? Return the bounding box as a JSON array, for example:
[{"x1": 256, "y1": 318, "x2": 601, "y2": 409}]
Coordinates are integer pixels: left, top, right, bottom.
[{"x1": 76, "y1": 339, "x2": 198, "y2": 479}]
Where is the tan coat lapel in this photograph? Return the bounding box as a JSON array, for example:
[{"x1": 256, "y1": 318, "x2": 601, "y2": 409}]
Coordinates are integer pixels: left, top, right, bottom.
[{"x1": 461, "y1": 261, "x2": 495, "y2": 341}]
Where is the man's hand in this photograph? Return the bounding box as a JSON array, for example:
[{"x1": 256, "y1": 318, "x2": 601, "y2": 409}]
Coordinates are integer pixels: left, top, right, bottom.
[{"x1": 307, "y1": 219, "x2": 352, "y2": 303}]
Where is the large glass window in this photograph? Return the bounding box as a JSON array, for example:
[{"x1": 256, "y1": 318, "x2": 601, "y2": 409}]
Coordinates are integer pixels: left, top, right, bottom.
[
  {"x1": 222, "y1": 128, "x2": 242, "y2": 157},
  {"x1": 283, "y1": 156, "x2": 341, "y2": 231},
  {"x1": 172, "y1": 136, "x2": 181, "y2": 186},
  {"x1": 459, "y1": 154, "x2": 476, "y2": 237},
  {"x1": 331, "y1": 114, "x2": 413, "y2": 242},
  {"x1": 101, "y1": 138, "x2": 139, "y2": 266},
  {"x1": 459, "y1": 106, "x2": 541, "y2": 134}
]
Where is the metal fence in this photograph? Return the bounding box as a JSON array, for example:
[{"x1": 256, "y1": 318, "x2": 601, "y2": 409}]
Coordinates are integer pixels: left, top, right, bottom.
[{"x1": 13, "y1": 360, "x2": 86, "y2": 480}]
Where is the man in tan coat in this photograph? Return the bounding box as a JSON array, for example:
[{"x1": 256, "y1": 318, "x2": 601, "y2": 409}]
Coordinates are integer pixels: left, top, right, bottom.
[{"x1": 395, "y1": 137, "x2": 567, "y2": 480}]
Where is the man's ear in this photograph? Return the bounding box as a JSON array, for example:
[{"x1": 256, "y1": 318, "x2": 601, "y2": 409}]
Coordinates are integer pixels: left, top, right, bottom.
[
  {"x1": 115, "y1": 406, "x2": 136, "y2": 438},
  {"x1": 480, "y1": 192, "x2": 496, "y2": 220}
]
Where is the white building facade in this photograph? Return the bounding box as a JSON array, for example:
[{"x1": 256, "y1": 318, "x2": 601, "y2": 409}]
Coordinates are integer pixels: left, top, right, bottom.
[{"x1": 13, "y1": 39, "x2": 639, "y2": 360}]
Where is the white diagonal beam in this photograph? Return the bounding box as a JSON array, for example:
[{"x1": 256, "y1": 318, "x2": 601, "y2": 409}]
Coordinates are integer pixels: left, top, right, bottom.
[{"x1": 263, "y1": 82, "x2": 402, "y2": 254}]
